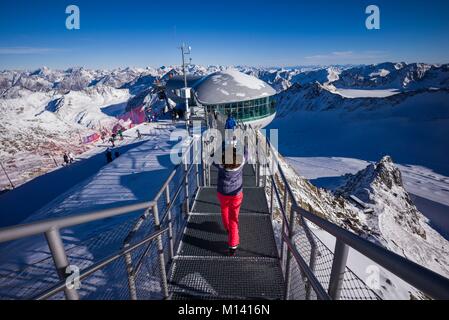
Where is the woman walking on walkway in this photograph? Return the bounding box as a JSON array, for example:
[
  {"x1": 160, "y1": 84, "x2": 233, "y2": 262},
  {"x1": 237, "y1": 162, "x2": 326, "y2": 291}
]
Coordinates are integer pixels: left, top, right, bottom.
[{"x1": 212, "y1": 145, "x2": 247, "y2": 256}]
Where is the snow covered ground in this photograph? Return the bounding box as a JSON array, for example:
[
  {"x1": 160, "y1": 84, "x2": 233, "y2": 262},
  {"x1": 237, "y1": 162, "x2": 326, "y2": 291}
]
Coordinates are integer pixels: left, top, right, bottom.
[
  {"x1": 0, "y1": 87, "x2": 132, "y2": 190},
  {"x1": 272, "y1": 154, "x2": 449, "y2": 300},
  {"x1": 286, "y1": 157, "x2": 449, "y2": 241},
  {"x1": 0, "y1": 122, "x2": 181, "y2": 299},
  {"x1": 334, "y1": 88, "x2": 400, "y2": 98},
  {"x1": 267, "y1": 76, "x2": 449, "y2": 299},
  {"x1": 0, "y1": 121, "x2": 179, "y2": 228}
]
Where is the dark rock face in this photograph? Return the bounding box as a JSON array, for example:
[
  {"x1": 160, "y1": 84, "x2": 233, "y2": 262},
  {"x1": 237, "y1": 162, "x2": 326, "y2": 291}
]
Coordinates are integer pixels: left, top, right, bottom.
[
  {"x1": 335, "y1": 155, "x2": 427, "y2": 240},
  {"x1": 375, "y1": 156, "x2": 403, "y2": 189}
]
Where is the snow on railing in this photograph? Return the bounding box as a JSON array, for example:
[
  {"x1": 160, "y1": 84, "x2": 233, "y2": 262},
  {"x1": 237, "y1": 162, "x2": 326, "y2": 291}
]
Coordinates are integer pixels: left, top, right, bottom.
[{"x1": 242, "y1": 123, "x2": 449, "y2": 300}]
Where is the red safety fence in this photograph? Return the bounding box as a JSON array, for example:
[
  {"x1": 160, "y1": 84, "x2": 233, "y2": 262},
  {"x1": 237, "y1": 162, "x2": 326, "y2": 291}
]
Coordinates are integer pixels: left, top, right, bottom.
[
  {"x1": 82, "y1": 133, "x2": 101, "y2": 144},
  {"x1": 81, "y1": 106, "x2": 148, "y2": 144}
]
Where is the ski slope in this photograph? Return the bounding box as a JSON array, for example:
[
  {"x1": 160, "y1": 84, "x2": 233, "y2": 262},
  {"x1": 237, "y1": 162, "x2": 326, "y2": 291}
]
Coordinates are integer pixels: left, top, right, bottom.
[
  {"x1": 0, "y1": 122, "x2": 181, "y2": 299},
  {"x1": 0, "y1": 122, "x2": 178, "y2": 227}
]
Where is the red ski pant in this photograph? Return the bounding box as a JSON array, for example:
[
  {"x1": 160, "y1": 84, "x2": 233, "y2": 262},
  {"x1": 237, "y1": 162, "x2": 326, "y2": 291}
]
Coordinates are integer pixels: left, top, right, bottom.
[{"x1": 217, "y1": 192, "x2": 244, "y2": 247}]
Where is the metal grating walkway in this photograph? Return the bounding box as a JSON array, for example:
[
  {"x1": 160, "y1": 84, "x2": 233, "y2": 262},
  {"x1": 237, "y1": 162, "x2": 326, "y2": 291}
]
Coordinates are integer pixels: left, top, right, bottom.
[
  {"x1": 192, "y1": 187, "x2": 270, "y2": 214},
  {"x1": 168, "y1": 165, "x2": 285, "y2": 300}
]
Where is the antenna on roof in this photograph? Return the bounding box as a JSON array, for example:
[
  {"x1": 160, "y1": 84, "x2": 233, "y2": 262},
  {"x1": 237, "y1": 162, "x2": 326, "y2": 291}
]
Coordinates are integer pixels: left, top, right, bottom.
[{"x1": 179, "y1": 43, "x2": 192, "y2": 133}]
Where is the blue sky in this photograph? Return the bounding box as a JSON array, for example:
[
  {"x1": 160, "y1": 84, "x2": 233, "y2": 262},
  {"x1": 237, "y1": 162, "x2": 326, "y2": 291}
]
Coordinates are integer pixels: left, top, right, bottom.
[{"x1": 0, "y1": 0, "x2": 448, "y2": 70}]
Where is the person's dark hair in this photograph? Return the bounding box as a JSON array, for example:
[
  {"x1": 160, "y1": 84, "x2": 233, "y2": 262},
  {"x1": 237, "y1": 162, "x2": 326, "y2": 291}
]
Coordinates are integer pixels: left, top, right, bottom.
[{"x1": 222, "y1": 146, "x2": 243, "y2": 170}]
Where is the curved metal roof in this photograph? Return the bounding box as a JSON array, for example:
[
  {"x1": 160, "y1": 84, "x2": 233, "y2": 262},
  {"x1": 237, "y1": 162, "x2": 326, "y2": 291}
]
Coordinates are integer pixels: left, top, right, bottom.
[{"x1": 192, "y1": 69, "x2": 276, "y2": 105}]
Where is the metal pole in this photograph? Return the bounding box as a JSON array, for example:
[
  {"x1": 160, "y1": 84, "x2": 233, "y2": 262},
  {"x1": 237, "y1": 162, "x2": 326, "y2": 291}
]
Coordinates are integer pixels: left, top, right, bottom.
[
  {"x1": 181, "y1": 44, "x2": 190, "y2": 134},
  {"x1": 270, "y1": 180, "x2": 274, "y2": 216},
  {"x1": 201, "y1": 135, "x2": 207, "y2": 187},
  {"x1": 50, "y1": 155, "x2": 58, "y2": 167},
  {"x1": 184, "y1": 153, "x2": 190, "y2": 216},
  {"x1": 152, "y1": 203, "x2": 170, "y2": 299},
  {"x1": 123, "y1": 245, "x2": 138, "y2": 300},
  {"x1": 305, "y1": 243, "x2": 317, "y2": 300},
  {"x1": 255, "y1": 133, "x2": 260, "y2": 187},
  {"x1": 283, "y1": 184, "x2": 288, "y2": 214},
  {"x1": 194, "y1": 134, "x2": 200, "y2": 189},
  {"x1": 280, "y1": 191, "x2": 289, "y2": 268},
  {"x1": 165, "y1": 187, "x2": 175, "y2": 261},
  {"x1": 0, "y1": 161, "x2": 14, "y2": 189},
  {"x1": 284, "y1": 203, "x2": 296, "y2": 299},
  {"x1": 328, "y1": 239, "x2": 349, "y2": 300},
  {"x1": 45, "y1": 228, "x2": 79, "y2": 300},
  {"x1": 195, "y1": 161, "x2": 200, "y2": 191}
]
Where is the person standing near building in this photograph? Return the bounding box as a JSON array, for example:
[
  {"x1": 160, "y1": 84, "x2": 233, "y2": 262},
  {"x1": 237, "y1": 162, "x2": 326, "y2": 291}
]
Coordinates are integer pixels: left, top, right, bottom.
[{"x1": 225, "y1": 113, "x2": 237, "y2": 130}]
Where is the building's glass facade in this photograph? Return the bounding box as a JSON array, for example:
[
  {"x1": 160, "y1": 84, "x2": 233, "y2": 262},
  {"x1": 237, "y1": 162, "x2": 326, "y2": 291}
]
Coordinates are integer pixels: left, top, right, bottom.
[{"x1": 205, "y1": 96, "x2": 276, "y2": 122}]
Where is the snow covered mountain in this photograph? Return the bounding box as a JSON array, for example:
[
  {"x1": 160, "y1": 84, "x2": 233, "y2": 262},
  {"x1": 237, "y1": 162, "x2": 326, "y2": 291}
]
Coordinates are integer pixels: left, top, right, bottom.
[
  {"x1": 239, "y1": 62, "x2": 449, "y2": 92},
  {"x1": 334, "y1": 156, "x2": 449, "y2": 277},
  {"x1": 263, "y1": 61, "x2": 449, "y2": 299},
  {"x1": 1, "y1": 61, "x2": 448, "y2": 191},
  {"x1": 332, "y1": 62, "x2": 449, "y2": 90},
  {"x1": 1, "y1": 61, "x2": 448, "y2": 299},
  {"x1": 278, "y1": 154, "x2": 449, "y2": 299}
]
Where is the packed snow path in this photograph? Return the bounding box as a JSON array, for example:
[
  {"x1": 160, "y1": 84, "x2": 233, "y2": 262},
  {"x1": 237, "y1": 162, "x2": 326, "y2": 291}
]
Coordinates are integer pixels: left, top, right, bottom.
[
  {"x1": 0, "y1": 122, "x2": 177, "y2": 227},
  {"x1": 0, "y1": 123, "x2": 180, "y2": 299},
  {"x1": 168, "y1": 165, "x2": 285, "y2": 299}
]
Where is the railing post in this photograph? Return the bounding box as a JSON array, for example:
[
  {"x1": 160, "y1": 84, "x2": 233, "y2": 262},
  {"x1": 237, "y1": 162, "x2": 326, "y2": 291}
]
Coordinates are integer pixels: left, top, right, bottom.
[
  {"x1": 328, "y1": 239, "x2": 349, "y2": 300},
  {"x1": 280, "y1": 192, "x2": 288, "y2": 271},
  {"x1": 284, "y1": 203, "x2": 297, "y2": 299},
  {"x1": 305, "y1": 244, "x2": 317, "y2": 300},
  {"x1": 255, "y1": 133, "x2": 260, "y2": 187},
  {"x1": 195, "y1": 140, "x2": 200, "y2": 190},
  {"x1": 270, "y1": 179, "x2": 274, "y2": 216},
  {"x1": 45, "y1": 228, "x2": 79, "y2": 300},
  {"x1": 201, "y1": 135, "x2": 207, "y2": 187},
  {"x1": 123, "y1": 244, "x2": 138, "y2": 300},
  {"x1": 165, "y1": 187, "x2": 175, "y2": 261},
  {"x1": 152, "y1": 203, "x2": 170, "y2": 299},
  {"x1": 184, "y1": 153, "x2": 190, "y2": 216},
  {"x1": 0, "y1": 161, "x2": 14, "y2": 189},
  {"x1": 207, "y1": 155, "x2": 211, "y2": 187}
]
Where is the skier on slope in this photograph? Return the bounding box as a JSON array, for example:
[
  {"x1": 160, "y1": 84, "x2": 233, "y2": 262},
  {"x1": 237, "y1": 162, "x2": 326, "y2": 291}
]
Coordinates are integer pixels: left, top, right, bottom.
[
  {"x1": 106, "y1": 149, "x2": 113, "y2": 163},
  {"x1": 68, "y1": 152, "x2": 75, "y2": 164},
  {"x1": 136, "y1": 129, "x2": 142, "y2": 139},
  {"x1": 63, "y1": 152, "x2": 69, "y2": 166}
]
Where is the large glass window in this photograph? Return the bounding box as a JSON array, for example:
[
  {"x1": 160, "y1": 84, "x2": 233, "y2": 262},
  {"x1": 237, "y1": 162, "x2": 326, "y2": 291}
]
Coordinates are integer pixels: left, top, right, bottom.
[{"x1": 209, "y1": 95, "x2": 276, "y2": 122}]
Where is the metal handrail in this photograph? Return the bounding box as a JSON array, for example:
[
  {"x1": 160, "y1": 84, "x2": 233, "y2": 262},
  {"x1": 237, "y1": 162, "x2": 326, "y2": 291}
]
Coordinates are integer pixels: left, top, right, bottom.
[
  {"x1": 0, "y1": 201, "x2": 155, "y2": 300},
  {"x1": 281, "y1": 231, "x2": 331, "y2": 300},
  {"x1": 120, "y1": 133, "x2": 203, "y2": 300},
  {"x1": 122, "y1": 136, "x2": 201, "y2": 253},
  {"x1": 33, "y1": 227, "x2": 169, "y2": 300},
  {"x1": 3, "y1": 114, "x2": 449, "y2": 300},
  {"x1": 296, "y1": 205, "x2": 449, "y2": 300},
  {"x1": 0, "y1": 133, "x2": 204, "y2": 301},
  {"x1": 0, "y1": 202, "x2": 154, "y2": 243},
  {"x1": 245, "y1": 124, "x2": 449, "y2": 300}
]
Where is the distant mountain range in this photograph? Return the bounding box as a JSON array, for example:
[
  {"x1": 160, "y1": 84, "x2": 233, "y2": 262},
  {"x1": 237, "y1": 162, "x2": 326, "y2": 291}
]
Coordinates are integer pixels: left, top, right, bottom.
[{"x1": 1, "y1": 62, "x2": 448, "y2": 189}]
